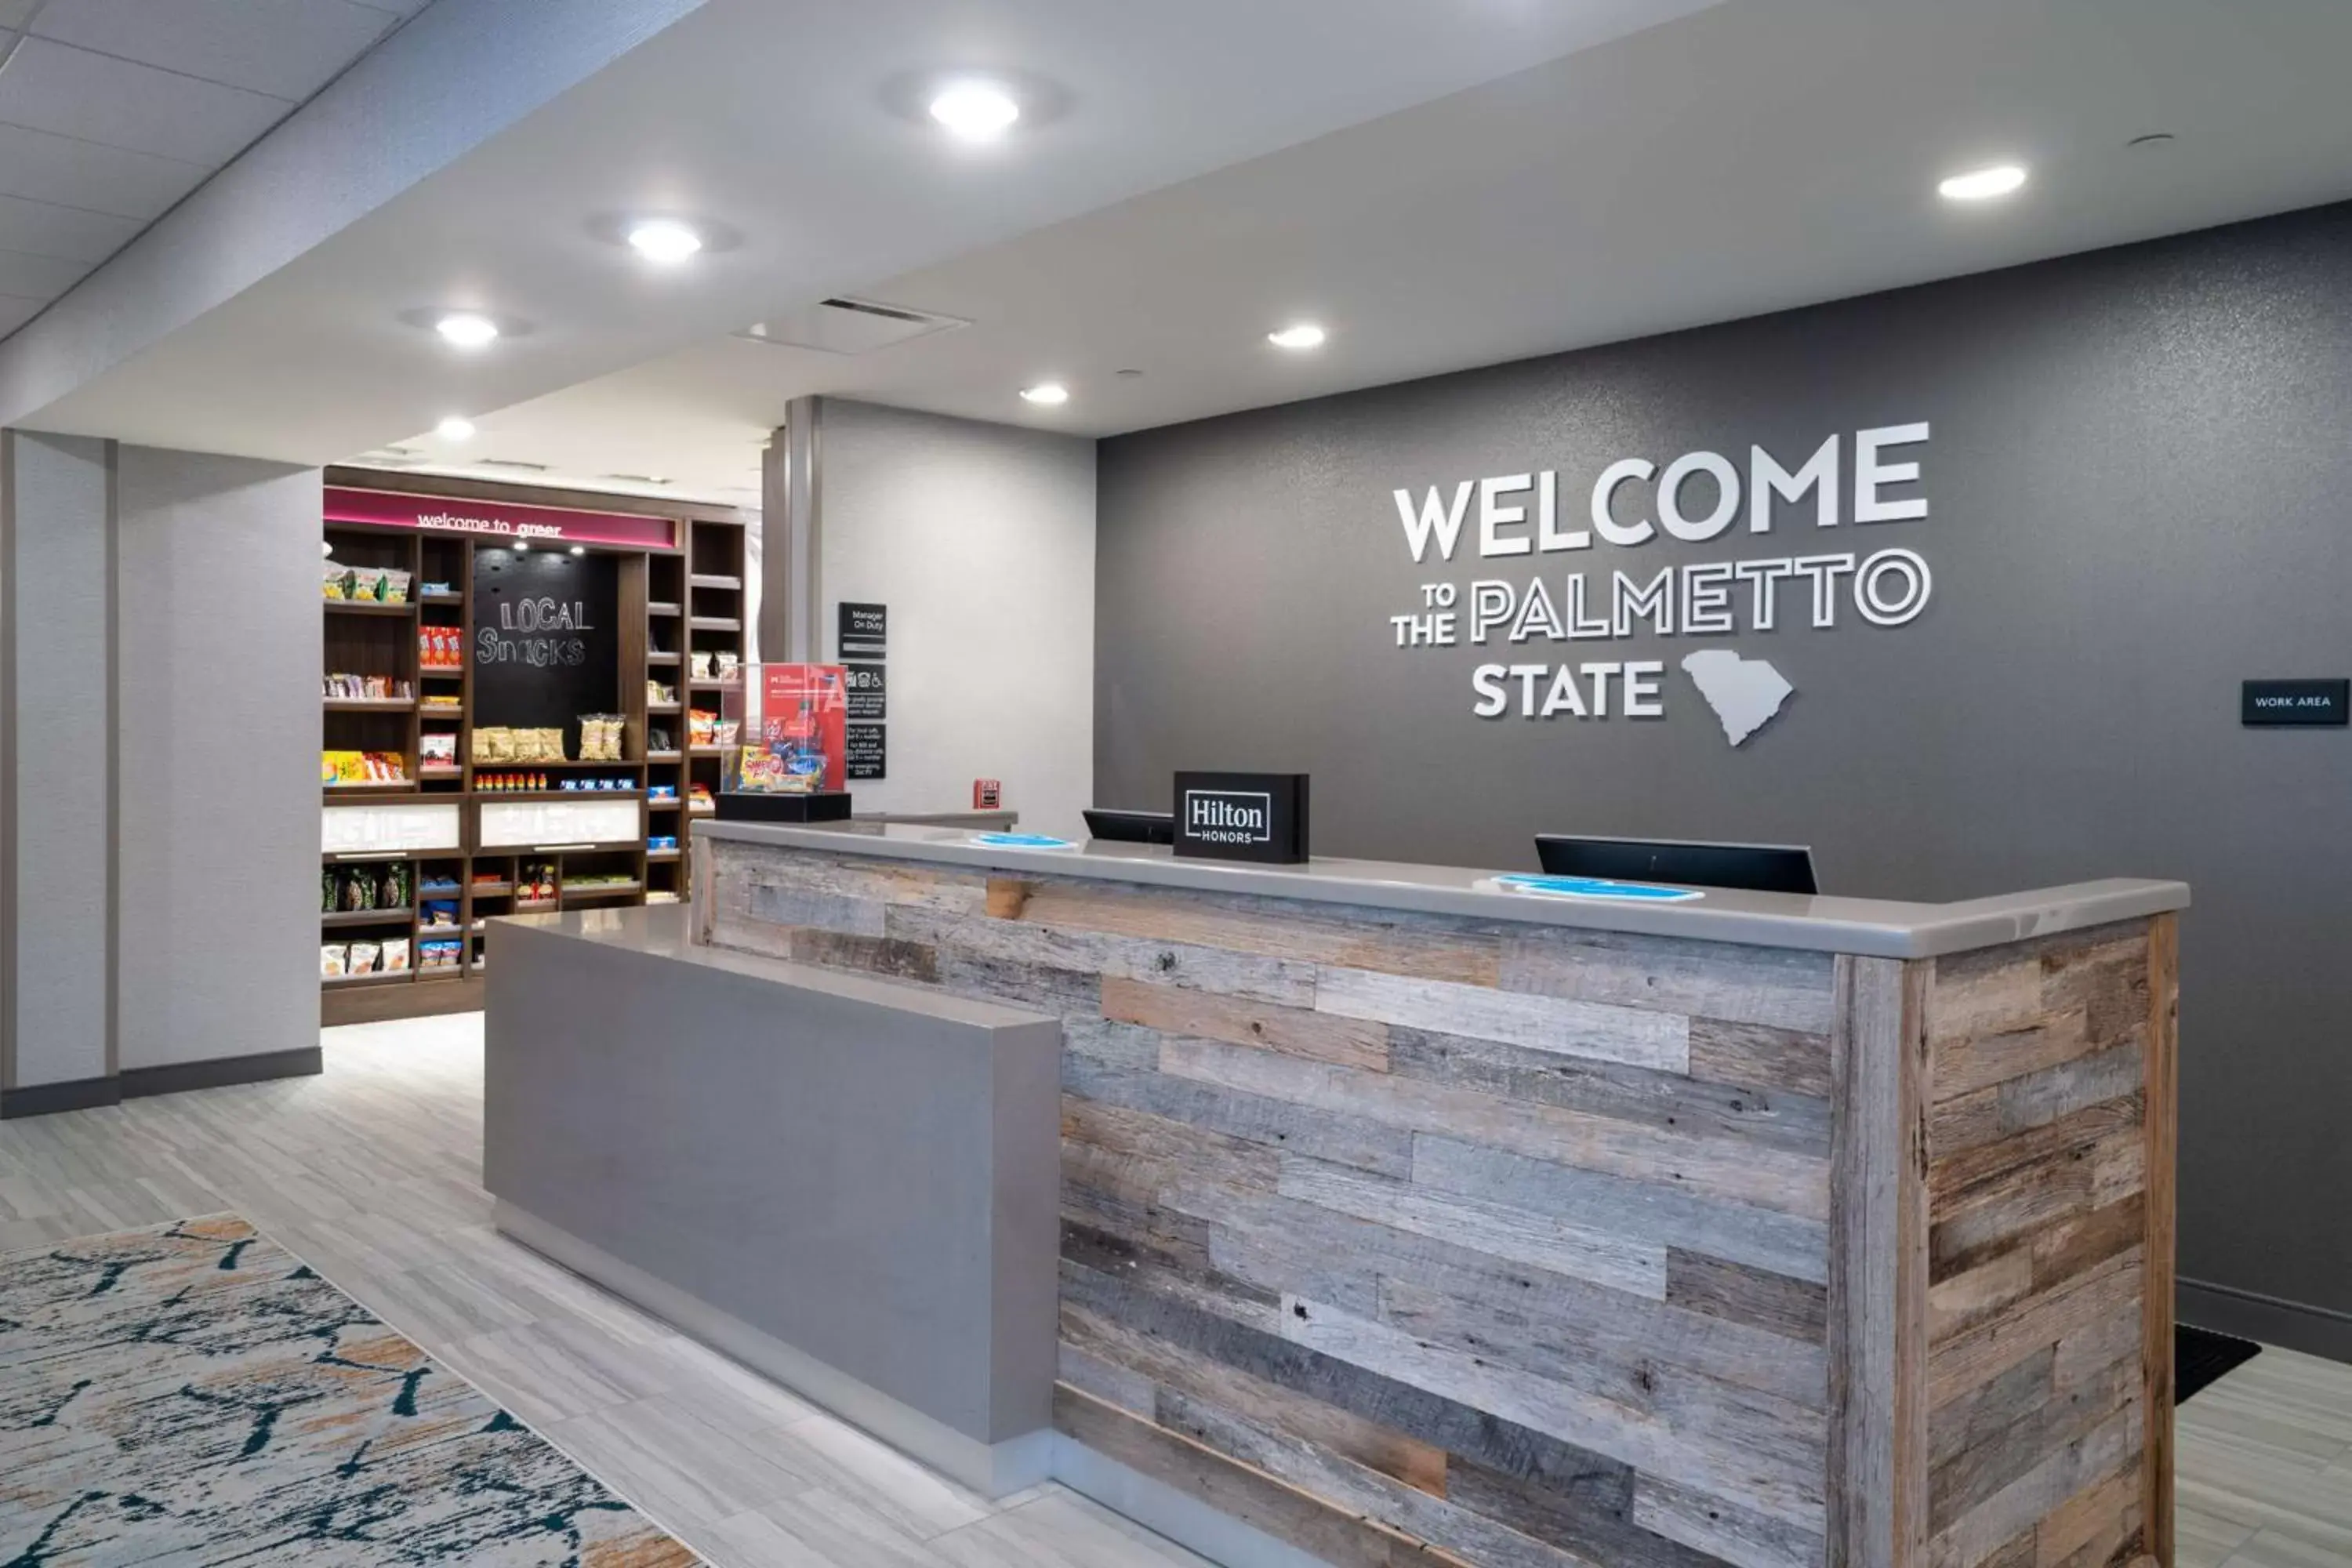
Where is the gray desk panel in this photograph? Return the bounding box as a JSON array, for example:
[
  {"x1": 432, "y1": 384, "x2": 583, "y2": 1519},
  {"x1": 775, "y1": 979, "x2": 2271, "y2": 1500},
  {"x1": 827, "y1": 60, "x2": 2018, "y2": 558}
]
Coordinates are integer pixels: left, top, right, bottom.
[{"x1": 483, "y1": 907, "x2": 1060, "y2": 1492}]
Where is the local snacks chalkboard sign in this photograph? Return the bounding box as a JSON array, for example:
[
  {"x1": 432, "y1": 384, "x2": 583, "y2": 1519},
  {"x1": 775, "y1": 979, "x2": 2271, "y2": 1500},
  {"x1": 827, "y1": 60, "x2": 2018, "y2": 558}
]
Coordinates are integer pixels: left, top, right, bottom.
[{"x1": 472, "y1": 548, "x2": 620, "y2": 760}]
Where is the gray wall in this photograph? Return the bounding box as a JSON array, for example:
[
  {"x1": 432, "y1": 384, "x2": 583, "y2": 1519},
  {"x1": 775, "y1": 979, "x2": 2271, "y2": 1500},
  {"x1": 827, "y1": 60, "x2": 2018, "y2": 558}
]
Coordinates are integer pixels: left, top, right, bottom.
[
  {"x1": 820, "y1": 400, "x2": 1097, "y2": 837},
  {"x1": 2, "y1": 432, "x2": 114, "y2": 1091},
  {"x1": 1096, "y1": 201, "x2": 2352, "y2": 1345},
  {"x1": 115, "y1": 447, "x2": 321, "y2": 1072}
]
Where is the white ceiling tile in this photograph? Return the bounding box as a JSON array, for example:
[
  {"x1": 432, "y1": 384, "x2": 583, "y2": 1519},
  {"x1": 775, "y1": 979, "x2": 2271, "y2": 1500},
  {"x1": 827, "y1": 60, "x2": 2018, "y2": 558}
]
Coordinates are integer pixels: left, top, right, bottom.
[
  {"x1": 0, "y1": 245, "x2": 85, "y2": 296},
  {"x1": 0, "y1": 0, "x2": 39, "y2": 27},
  {"x1": 0, "y1": 120, "x2": 205, "y2": 219},
  {"x1": 0, "y1": 38, "x2": 289, "y2": 165},
  {"x1": 0, "y1": 292, "x2": 47, "y2": 336},
  {"x1": 31, "y1": 0, "x2": 397, "y2": 101},
  {"x1": 0, "y1": 191, "x2": 140, "y2": 260}
]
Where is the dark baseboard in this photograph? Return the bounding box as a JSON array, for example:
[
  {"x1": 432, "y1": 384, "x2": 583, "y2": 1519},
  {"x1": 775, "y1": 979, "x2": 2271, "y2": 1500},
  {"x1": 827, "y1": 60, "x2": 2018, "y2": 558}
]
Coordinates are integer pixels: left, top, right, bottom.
[
  {"x1": 0, "y1": 1075, "x2": 123, "y2": 1119},
  {"x1": 121, "y1": 1047, "x2": 323, "y2": 1101},
  {"x1": 1, "y1": 1048, "x2": 324, "y2": 1120},
  {"x1": 2180, "y1": 1275, "x2": 2352, "y2": 1367}
]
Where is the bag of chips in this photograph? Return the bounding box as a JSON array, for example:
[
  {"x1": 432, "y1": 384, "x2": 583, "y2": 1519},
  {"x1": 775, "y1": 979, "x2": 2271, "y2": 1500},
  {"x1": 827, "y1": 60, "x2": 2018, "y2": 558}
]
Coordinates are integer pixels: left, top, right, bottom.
[
  {"x1": 382, "y1": 938, "x2": 410, "y2": 973},
  {"x1": 348, "y1": 942, "x2": 380, "y2": 975},
  {"x1": 321, "y1": 944, "x2": 349, "y2": 978}
]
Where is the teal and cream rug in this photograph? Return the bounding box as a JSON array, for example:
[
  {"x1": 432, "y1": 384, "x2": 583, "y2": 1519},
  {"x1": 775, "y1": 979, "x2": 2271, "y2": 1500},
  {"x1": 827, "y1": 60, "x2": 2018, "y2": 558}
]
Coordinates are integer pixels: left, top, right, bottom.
[{"x1": 0, "y1": 1215, "x2": 699, "y2": 1566}]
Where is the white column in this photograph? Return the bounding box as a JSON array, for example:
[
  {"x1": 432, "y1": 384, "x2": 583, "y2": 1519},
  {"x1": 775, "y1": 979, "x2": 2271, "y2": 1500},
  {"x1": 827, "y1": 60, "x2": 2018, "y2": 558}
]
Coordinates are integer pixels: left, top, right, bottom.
[{"x1": 2, "y1": 430, "x2": 117, "y2": 1108}]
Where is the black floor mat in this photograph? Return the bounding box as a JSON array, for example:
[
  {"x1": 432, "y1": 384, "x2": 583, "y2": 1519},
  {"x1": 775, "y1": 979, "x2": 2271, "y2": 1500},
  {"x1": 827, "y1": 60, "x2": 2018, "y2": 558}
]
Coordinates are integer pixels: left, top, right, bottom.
[{"x1": 2177, "y1": 1322, "x2": 2261, "y2": 1404}]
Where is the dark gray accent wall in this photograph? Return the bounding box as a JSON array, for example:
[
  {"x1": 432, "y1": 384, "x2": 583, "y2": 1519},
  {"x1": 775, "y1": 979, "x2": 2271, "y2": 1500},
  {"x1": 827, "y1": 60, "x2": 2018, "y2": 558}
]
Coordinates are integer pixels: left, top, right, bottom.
[{"x1": 1096, "y1": 201, "x2": 2352, "y2": 1344}]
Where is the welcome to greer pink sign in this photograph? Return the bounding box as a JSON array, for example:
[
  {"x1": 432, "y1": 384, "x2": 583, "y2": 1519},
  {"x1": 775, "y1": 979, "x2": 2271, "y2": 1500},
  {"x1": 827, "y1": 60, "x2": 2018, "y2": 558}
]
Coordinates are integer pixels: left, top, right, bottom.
[{"x1": 324, "y1": 487, "x2": 678, "y2": 550}]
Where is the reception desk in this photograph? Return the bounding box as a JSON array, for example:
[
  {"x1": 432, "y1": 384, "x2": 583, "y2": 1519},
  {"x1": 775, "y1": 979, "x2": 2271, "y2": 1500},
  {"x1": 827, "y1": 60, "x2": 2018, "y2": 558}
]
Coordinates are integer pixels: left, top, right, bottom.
[{"x1": 689, "y1": 822, "x2": 2185, "y2": 1568}]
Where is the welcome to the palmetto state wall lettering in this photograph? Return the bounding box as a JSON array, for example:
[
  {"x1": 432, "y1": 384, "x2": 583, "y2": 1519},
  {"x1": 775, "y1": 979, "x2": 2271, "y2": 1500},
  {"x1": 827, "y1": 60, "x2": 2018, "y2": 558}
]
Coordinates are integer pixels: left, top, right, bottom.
[{"x1": 1386, "y1": 423, "x2": 1935, "y2": 746}]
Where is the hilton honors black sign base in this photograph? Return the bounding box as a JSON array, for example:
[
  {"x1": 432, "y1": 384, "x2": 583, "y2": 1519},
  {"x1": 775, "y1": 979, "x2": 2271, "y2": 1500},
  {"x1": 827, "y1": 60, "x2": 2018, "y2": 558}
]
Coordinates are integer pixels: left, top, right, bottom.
[{"x1": 1173, "y1": 772, "x2": 1310, "y2": 864}]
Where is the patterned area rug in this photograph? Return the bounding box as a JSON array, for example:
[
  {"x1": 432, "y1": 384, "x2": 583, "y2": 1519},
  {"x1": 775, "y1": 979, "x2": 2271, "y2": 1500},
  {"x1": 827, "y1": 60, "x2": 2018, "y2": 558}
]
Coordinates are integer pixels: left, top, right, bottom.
[{"x1": 0, "y1": 1215, "x2": 700, "y2": 1566}]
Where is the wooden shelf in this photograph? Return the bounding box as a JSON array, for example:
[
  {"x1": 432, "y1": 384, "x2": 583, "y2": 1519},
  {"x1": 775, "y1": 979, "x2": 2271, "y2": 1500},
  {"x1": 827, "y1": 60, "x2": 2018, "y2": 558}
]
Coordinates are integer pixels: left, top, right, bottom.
[
  {"x1": 323, "y1": 909, "x2": 414, "y2": 928},
  {"x1": 318, "y1": 490, "x2": 748, "y2": 1022},
  {"x1": 473, "y1": 789, "x2": 639, "y2": 804},
  {"x1": 563, "y1": 881, "x2": 643, "y2": 901},
  {"x1": 322, "y1": 970, "x2": 412, "y2": 988}
]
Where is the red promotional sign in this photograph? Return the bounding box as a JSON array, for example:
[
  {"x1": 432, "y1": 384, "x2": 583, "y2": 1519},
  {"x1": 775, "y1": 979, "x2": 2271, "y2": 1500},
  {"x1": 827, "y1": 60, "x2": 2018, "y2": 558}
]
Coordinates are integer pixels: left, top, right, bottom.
[
  {"x1": 749, "y1": 665, "x2": 847, "y2": 793},
  {"x1": 324, "y1": 486, "x2": 678, "y2": 550}
]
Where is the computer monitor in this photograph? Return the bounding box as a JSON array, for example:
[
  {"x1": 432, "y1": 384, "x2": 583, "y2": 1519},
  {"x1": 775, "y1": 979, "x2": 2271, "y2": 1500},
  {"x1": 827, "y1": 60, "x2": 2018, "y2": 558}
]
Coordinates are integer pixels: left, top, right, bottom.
[
  {"x1": 1534, "y1": 834, "x2": 1819, "y2": 895},
  {"x1": 1084, "y1": 808, "x2": 1175, "y2": 846}
]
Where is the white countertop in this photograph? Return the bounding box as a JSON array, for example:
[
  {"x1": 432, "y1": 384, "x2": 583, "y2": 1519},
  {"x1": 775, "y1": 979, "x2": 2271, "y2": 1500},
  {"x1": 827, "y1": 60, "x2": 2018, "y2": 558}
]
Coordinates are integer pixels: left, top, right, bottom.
[{"x1": 695, "y1": 821, "x2": 2188, "y2": 960}]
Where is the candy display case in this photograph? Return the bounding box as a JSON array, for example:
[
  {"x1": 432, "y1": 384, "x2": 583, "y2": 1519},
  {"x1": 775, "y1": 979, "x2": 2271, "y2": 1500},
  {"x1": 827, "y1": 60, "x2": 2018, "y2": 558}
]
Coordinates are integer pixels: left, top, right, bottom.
[{"x1": 715, "y1": 664, "x2": 852, "y2": 822}]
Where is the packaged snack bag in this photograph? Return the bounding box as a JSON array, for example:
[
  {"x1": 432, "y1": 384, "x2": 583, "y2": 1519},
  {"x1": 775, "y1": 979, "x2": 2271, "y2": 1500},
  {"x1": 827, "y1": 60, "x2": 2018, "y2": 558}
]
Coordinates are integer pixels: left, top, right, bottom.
[
  {"x1": 321, "y1": 944, "x2": 348, "y2": 978},
  {"x1": 324, "y1": 564, "x2": 349, "y2": 600},
  {"x1": 383, "y1": 938, "x2": 411, "y2": 973},
  {"x1": 383, "y1": 568, "x2": 411, "y2": 604},
  {"x1": 349, "y1": 942, "x2": 379, "y2": 975},
  {"x1": 691, "y1": 652, "x2": 713, "y2": 680}
]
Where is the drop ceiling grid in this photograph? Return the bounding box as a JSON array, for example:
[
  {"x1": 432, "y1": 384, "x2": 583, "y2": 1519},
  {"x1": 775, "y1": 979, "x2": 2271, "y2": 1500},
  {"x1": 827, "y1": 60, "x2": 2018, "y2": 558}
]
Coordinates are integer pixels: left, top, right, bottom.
[{"x1": 0, "y1": 0, "x2": 419, "y2": 323}]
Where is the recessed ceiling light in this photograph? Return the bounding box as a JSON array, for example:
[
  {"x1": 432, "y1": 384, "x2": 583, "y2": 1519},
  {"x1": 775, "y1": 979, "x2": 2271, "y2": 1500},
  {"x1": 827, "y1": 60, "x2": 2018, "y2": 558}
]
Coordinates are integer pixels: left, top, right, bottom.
[
  {"x1": 626, "y1": 219, "x2": 703, "y2": 263},
  {"x1": 1937, "y1": 164, "x2": 2028, "y2": 202},
  {"x1": 929, "y1": 81, "x2": 1021, "y2": 140},
  {"x1": 514, "y1": 540, "x2": 530, "y2": 553},
  {"x1": 434, "y1": 415, "x2": 476, "y2": 441},
  {"x1": 1019, "y1": 382, "x2": 1069, "y2": 406},
  {"x1": 569, "y1": 545, "x2": 586, "y2": 557},
  {"x1": 435, "y1": 311, "x2": 499, "y2": 348},
  {"x1": 1269, "y1": 323, "x2": 1327, "y2": 350}
]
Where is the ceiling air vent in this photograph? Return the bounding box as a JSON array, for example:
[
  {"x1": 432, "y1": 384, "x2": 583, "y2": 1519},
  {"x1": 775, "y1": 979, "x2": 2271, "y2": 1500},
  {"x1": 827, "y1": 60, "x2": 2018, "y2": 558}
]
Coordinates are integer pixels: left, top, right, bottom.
[
  {"x1": 477, "y1": 457, "x2": 550, "y2": 473},
  {"x1": 736, "y1": 296, "x2": 970, "y2": 357}
]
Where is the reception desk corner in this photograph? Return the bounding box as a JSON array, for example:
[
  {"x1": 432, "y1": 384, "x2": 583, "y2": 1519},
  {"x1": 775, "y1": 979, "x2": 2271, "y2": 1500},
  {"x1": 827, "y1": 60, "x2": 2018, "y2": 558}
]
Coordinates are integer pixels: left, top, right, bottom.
[{"x1": 497, "y1": 820, "x2": 2184, "y2": 1568}]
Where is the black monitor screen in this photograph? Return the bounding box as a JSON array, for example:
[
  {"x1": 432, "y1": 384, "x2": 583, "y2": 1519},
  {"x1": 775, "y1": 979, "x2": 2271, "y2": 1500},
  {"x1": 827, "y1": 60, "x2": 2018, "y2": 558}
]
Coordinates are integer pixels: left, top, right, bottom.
[
  {"x1": 1534, "y1": 835, "x2": 1818, "y2": 895},
  {"x1": 1084, "y1": 808, "x2": 1175, "y2": 846}
]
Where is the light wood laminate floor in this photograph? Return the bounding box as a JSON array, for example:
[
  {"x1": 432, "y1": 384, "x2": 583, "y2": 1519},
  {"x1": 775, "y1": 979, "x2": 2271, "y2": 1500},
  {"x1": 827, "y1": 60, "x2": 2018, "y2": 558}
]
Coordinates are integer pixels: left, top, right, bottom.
[{"x1": 1, "y1": 1014, "x2": 2343, "y2": 1568}]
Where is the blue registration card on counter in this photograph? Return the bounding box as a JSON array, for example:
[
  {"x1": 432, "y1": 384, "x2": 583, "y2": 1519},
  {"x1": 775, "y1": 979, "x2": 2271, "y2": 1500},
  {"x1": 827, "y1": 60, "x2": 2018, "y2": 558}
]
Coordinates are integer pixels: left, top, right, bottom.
[
  {"x1": 1491, "y1": 873, "x2": 1704, "y2": 903},
  {"x1": 969, "y1": 832, "x2": 1079, "y2": 851}
]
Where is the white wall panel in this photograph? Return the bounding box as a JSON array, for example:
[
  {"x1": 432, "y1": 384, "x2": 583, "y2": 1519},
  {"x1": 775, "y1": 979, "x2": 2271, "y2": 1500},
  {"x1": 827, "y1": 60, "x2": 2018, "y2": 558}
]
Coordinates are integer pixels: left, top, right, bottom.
[
  {"x1": 114, "y1": 447, "x2": 320, "y2": 1071},
  {"x1": 817, "y1": 401, "x2": 1096, "y2": 839},
  {"x1": 6, "y1": 431, "x2": 113, "y2": 1088}
]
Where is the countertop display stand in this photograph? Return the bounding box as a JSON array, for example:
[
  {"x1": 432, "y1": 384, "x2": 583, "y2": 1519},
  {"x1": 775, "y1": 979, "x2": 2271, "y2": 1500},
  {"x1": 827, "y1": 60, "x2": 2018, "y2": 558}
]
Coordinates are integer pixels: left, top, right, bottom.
[{"x1": 319, "y1": 468, "x2": 749, "y2": 1025}]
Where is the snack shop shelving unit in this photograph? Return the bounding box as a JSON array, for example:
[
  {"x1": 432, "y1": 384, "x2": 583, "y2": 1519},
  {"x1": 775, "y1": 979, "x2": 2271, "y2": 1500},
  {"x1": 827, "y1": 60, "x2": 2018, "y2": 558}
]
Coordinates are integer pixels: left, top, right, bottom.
[{"x1": 321, "y1": 469, "x2": 750, "y2": 1026}]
